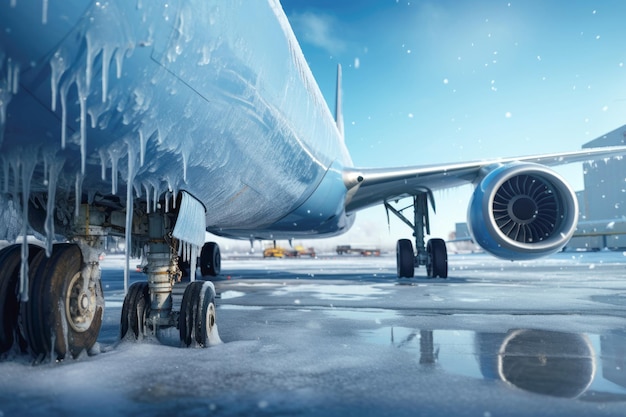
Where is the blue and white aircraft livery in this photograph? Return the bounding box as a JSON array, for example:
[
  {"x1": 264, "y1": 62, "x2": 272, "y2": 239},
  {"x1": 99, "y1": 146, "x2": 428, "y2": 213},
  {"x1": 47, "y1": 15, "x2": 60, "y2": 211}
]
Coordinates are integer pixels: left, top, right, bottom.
[{"x1": 0, "y1": 1, "x2": 625, "y2": 360}]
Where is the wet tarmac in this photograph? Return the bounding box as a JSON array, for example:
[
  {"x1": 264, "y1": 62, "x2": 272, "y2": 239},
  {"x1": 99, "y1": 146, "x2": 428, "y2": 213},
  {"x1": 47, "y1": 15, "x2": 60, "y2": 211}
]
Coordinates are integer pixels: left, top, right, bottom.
[{"x1": 1, "y1": 251, "x2": 626, "y2": 416}]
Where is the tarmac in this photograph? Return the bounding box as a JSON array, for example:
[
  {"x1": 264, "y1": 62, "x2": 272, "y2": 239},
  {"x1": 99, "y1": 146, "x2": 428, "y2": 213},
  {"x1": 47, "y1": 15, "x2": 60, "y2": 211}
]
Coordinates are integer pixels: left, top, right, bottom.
[{"x1": 1, "y1": 251, "x2": 626, "y2": 416}]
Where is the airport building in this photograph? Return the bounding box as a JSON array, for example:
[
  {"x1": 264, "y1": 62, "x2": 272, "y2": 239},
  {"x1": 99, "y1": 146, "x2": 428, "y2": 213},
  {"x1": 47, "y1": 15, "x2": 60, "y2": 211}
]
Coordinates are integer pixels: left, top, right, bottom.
[{"x1": 568, "y1": 125, "x2": 626, "y2": 250}]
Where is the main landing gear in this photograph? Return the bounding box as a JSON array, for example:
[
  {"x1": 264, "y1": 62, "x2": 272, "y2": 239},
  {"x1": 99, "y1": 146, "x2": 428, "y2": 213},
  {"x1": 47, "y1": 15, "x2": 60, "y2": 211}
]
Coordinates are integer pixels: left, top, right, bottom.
[
  {"x1": 0, "y1": 192, "x2": 221, "y2": 361},
  {"x1": 0, "y1": 239, "x2": 105, "y2": 361},
  {"x1": 386, "y1": 192, "x2": 448, "y2": 279}
]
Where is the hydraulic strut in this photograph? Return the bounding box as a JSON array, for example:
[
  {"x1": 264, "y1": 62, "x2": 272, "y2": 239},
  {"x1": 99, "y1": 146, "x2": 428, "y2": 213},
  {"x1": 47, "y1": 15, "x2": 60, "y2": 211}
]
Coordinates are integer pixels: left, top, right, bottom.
[{"x1": 385, "y1": 193, "x2": 431, "y2": 267}]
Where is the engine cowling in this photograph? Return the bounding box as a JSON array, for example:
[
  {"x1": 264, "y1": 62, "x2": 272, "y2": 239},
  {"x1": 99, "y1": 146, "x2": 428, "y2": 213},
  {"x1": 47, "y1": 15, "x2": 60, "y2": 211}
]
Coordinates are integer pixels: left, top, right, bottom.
[{"x1": 467, "y1": 162, "x2": 578, "y2": 260}]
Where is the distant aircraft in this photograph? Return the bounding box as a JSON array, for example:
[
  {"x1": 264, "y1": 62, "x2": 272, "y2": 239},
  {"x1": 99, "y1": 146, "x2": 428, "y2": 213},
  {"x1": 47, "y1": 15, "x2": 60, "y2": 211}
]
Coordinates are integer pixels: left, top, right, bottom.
[{"x1": 1, "y1": 1, "x2": 625, "y2": 360}]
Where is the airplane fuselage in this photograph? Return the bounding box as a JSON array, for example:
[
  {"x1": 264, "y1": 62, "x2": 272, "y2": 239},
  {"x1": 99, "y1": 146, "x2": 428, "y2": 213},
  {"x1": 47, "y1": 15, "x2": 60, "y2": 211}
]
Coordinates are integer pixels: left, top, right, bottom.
[{"x1": 0, "y1": 0, "x2": 354, "y2": 241}]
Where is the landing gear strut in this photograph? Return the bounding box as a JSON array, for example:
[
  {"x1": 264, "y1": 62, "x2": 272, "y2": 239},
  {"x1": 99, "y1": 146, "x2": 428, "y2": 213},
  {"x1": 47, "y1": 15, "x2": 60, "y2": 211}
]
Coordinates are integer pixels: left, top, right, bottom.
[{"x1": 386, "y1": 192, "x2": 448, "y2": 279}]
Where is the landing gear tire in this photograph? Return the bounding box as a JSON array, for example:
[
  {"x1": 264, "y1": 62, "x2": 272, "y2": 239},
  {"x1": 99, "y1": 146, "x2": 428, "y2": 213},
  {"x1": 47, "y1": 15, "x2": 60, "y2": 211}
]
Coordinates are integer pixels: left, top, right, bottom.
[
  {"x1": 21, "y1": 244, "x2": 104, "y2": 360},
  {"x1": 396, "y1": 239, "x2": 415, "y2": 278},
  {"x1": 120, "y1": 282, "x2": 150, "y2": 340},
  {"x1": 200, "y1": 242, "x2": 221, "y2": 277},
  {"x1": 0, "y1": 244, "x2": 42, "y2": 354},
  {"x1": 179, "y1": 281, "x2": 217, "y2": 348},
  {"x1": 427, "y1": 238, "x2": 448, "y2": 279}
]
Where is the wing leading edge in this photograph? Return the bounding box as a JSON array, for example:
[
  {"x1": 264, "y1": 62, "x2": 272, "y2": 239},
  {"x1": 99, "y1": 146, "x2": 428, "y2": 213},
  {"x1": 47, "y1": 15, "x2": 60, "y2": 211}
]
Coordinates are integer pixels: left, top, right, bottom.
[{"x1": 344, "y1": 145, "x2": 626, "y2": 213}]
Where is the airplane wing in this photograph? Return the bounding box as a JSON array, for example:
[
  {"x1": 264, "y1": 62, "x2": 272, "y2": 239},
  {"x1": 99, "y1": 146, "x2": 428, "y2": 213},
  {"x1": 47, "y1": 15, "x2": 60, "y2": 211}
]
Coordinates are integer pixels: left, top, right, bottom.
[{"x1": 344, "y1": 146, "x2": 626, "y2": 213}]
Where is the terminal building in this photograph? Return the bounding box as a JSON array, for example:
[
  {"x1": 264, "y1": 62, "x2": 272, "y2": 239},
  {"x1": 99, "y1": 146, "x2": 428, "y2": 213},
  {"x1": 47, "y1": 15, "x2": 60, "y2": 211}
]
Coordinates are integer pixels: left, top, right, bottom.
[{"x1": 568, "y1": 125, "x2": 626, "y2": 250}]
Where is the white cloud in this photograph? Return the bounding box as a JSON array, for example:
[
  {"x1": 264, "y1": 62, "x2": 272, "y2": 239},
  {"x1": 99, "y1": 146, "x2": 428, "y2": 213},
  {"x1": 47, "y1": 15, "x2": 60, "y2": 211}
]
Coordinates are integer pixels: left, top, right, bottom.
[{"x1": 288, "y1": 11, "x2": 347, "y2": 55}]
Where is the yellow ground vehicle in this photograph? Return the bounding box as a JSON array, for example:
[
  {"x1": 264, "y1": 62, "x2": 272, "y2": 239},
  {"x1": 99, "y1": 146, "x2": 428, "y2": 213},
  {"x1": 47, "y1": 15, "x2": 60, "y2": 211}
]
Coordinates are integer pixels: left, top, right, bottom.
[{"x1": 263, "y1": 245, "x2": 316, "y2": 258}]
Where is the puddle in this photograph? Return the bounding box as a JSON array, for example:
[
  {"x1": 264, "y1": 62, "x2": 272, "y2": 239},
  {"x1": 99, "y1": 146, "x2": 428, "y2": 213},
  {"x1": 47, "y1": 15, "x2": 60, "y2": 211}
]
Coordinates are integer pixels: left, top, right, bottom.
[
  {"x1": 324, "y1": 308, "x2": 399, "y2": 322},
  {"x1": 270, "y1": 283, "x2": 391, "y2": 301},
  {"x1": 218, "y1": 305, "x2": 264, "y2": 311},
  {"x1": 220, "y1": 290, "x2": 246, "y2": 299},
  {"x1": 360, "y1": 327, "x2": 626, "y2": 400}
]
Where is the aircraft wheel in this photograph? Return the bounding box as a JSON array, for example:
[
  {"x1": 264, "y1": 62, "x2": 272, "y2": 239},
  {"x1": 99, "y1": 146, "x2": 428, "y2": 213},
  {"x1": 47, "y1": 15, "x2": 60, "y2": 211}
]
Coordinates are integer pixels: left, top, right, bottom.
[
  {"x1": 179, "y1": 281, "x2": 217, "y2": 348},
  {"x1": 396, "y1": 239, "x2": 415, "y2": 278},
  {"x1": 427, "y1": 238, "x2": 448, "y2": 279},
  {"x1": 120, "y1": 282, "x2": 150, "y2": 340},
  {"x1": 200, "y1": 242, "x2": 221, "y2": 277},
  {"x1": 21, "y1": 243, "x2": 104, "y2": 360}
]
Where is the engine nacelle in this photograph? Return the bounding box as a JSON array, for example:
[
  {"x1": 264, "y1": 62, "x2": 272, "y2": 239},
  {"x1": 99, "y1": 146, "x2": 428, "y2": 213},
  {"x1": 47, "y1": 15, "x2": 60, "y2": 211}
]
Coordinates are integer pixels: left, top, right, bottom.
[{"x1": 467, "y1": 162, "x2": 578, "y2": 260}]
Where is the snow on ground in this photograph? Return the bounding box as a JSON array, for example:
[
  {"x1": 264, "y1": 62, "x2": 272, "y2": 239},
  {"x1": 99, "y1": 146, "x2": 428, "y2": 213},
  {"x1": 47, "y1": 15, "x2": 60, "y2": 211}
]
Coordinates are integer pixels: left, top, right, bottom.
[{"x1": 1, "y1": 252, "x2": 626, "y2": 416}]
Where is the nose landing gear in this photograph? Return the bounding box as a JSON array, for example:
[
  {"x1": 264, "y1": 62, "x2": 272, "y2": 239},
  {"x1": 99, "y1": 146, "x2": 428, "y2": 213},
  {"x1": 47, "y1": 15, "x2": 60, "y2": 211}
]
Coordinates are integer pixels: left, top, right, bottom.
[{"x1": 119, "y1": 192, "x2": 221, "y2": 349}]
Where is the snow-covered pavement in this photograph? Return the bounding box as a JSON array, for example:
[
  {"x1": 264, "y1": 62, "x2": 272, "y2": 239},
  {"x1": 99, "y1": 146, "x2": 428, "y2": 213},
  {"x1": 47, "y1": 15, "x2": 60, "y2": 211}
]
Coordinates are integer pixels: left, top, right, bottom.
[{"x1": 1, "y1": 252, "x2": 626, "y2": 416}]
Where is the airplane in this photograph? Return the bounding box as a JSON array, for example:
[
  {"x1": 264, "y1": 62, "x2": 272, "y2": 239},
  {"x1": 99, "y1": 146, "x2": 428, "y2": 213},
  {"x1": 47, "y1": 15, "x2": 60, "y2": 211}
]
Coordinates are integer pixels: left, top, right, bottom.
[{"x1": 1, "y1": 0, "x2": 626, "y2": 361}]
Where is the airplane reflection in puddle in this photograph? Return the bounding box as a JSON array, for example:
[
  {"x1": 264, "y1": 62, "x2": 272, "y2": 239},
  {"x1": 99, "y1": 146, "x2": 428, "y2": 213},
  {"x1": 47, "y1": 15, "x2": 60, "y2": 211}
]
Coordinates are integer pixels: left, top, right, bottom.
[{"x1": 363, "y1": 327, "x2": 626, "y2": 400}]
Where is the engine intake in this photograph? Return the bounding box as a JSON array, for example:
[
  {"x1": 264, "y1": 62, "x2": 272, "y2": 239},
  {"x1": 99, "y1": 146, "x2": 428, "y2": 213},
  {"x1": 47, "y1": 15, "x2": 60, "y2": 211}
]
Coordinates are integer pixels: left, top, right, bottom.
[{"x1": 468, "y1": 162, "x2": 578, "y2": 260}]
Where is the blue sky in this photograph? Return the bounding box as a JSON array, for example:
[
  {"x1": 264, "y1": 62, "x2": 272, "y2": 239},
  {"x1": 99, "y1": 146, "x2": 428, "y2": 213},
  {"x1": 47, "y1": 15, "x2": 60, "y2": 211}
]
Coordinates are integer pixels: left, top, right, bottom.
[{"x1": 277, "y1": 1, "x2": 626, "y2": 249}]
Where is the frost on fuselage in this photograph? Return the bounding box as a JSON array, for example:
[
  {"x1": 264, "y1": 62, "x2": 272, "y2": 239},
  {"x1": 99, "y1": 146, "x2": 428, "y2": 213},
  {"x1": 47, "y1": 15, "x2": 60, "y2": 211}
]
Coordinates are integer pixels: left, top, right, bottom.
[{"x1": 0, "y1": 0, "x2": 350, "y2": 266}]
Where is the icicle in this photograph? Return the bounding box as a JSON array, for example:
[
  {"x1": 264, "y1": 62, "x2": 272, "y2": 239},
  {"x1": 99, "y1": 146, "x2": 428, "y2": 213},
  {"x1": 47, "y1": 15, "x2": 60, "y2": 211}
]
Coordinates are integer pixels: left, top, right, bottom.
[
  {"x1": 124, "y1": 141, "x2": 137, "y2": 295},
  {"x1": 75, "y1": 171, "x2": 84, "y2": 217},
  {"x1": 19, "y1": 155, "x2": 38, "y2": 302},
  {"x1": 170, "y1": 180, "x2": 178, "y2": 210},
  {"x1": 42, "y1": 0, "x2": 49, "y2": 24},
  {"x1": 165, "y1": 191, "x2": 170, "y2": 213},
  {"x1": 59, "y1": 78, "x2": 72, "y2": 149},
  {"x1": 153, "y1": 186, "x2": 158, "y2": 213},
  {"x1": 50, "y1": 48, "x2": 69, "y2": 112},
  {"x1": 7, "y1": 58, "x2": 12, "y2": 89},
  {"x1": 114, "y1": 45, "x2": 126, "y2": 79},
  {"x1": 44, "y1": 156, "x2": 65, "y2": 257},
  {"x1": 101, "y1": 45, "x2": 114, "y2": 103},
  {"x1": 139, "y1": 129, "x2": 146, "y2": 167},
  {"x1": 109, "y1": 146, "x2": 123, "y2": 195},
  {"x1": 189, "y1": 244, "x2": 198, "y2": 282},
  {"x1": 98, "y1": 148, "x2": 107, "y2": 180},
  {"x1": 144, "y1": 182, "x2": 151, "y2": 214},
  {"x1": 85, "y1": 33, "x2": 95, "y2": 95},
  {"x1": 87, "y1": 99, "x2": 109, "y2": 129},
  {"x1": 11, "y1": 62, "x2": 19, "y2": 94},
  {"x1": 42, "y1": 156, "x2": 48, "y2": 186},
  {"x1": 182, "y1": 150, "x2": 188, "y2": 183},
  {"x1": 124, "y1": 192, "x2": 132, "y2": 296},
  {"x1": 75, "y1": 72, "x2": 88, "y2": 175}
]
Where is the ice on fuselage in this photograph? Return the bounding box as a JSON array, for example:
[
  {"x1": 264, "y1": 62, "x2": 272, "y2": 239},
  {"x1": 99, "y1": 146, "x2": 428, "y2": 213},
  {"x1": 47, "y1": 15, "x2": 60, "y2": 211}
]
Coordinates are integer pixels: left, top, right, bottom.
[{"x1": 0, "y1": 0, "x2": 354, "y2": 294}]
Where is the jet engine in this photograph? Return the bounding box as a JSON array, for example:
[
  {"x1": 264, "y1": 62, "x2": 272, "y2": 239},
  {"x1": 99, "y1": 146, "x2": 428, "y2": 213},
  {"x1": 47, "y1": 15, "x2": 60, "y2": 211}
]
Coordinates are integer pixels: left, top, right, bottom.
[{"x1": 467, "y1": 162, "x2": 578, "y2": 260}]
